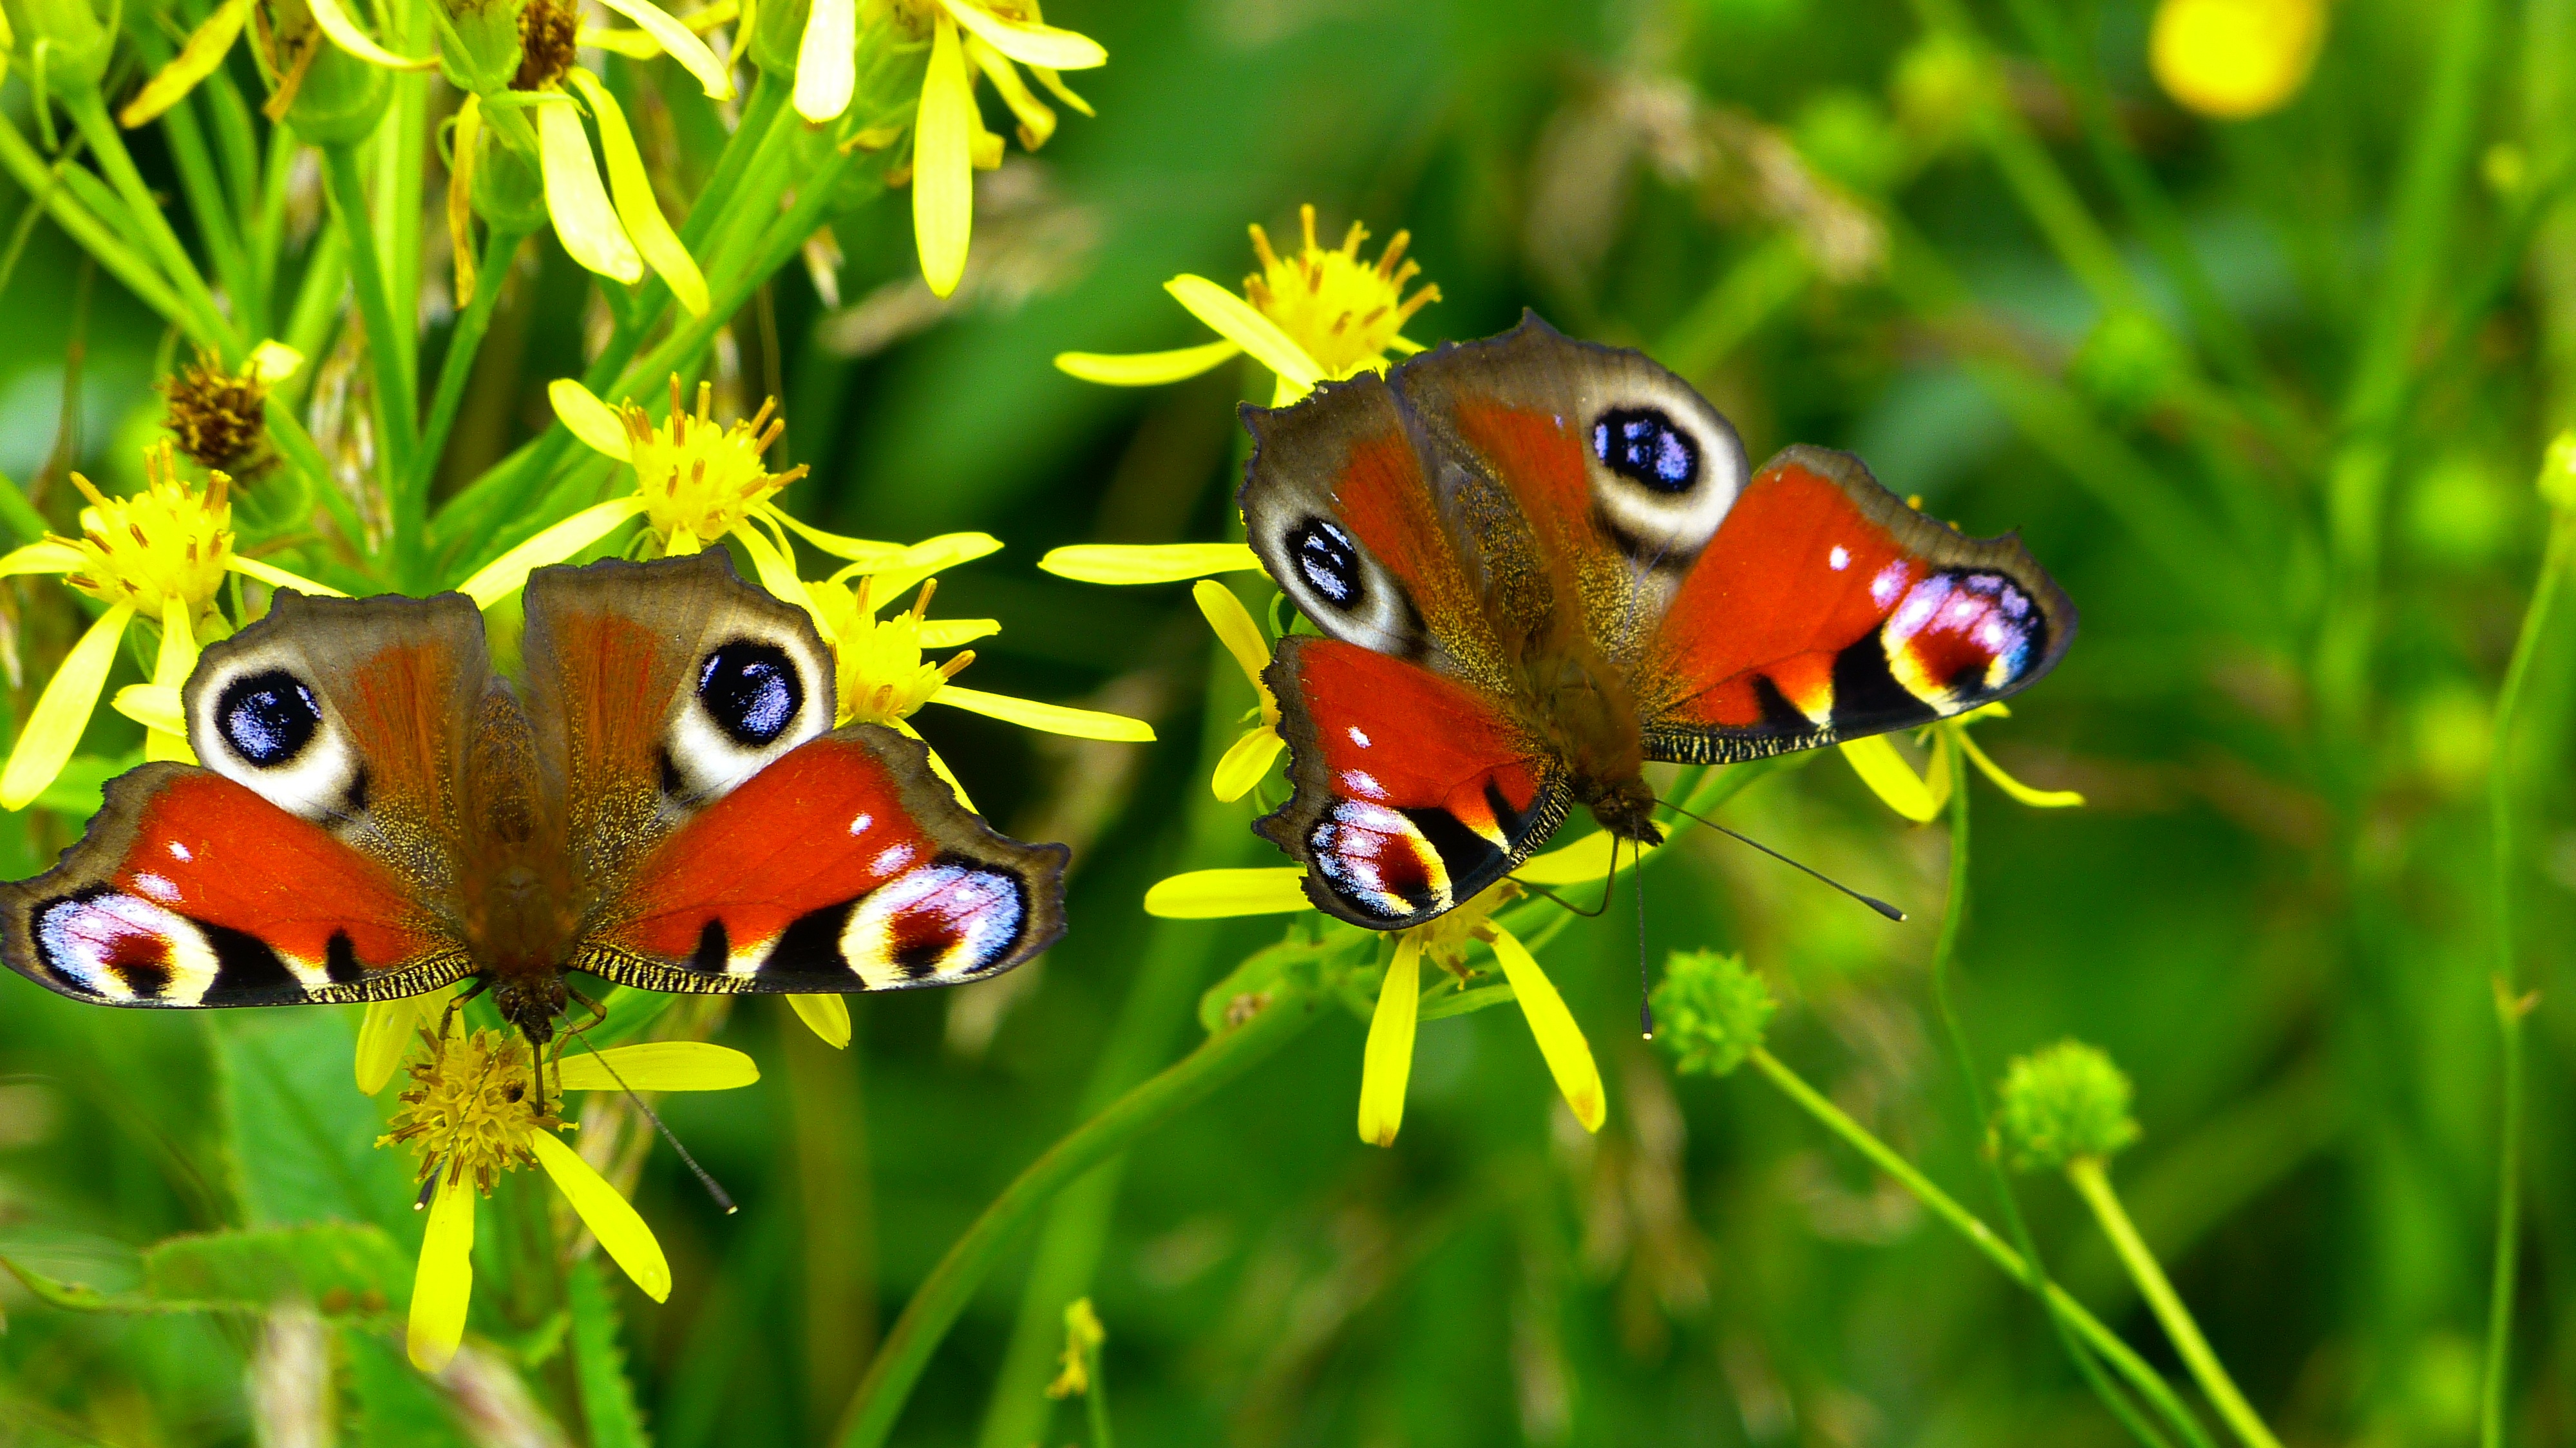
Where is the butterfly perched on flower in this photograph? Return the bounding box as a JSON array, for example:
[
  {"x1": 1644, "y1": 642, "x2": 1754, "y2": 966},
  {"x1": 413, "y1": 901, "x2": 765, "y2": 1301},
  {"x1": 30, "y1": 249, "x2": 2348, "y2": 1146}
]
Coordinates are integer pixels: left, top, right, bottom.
[
  {"x1": 0, "y1": 553, "x2": 1068, "y2": 1043},
  {"x1": 1238, "y1": 314, "x2": 2076, "y2": 927}
]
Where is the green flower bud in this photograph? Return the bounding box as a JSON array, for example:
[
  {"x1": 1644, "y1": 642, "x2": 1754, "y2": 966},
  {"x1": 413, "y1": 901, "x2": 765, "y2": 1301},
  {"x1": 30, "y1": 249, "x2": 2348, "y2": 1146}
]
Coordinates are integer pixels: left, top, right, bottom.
[
  {"x1": 2539, "y1": 431, "x2": 2576, "y2": 515},
  {"x1": 470, "y1": 120, "x2": 547, "y2": 232},
  {"x1": 750, "y1": 0, "x2": 806, "y2": 75},
  {"x1": 283, "y1": 28, "x2": 391, "y2": 148},
  {"x1": 2070, "y1": 308, "x2": 2187, "y2": 421},
  {"x1": 1650, "y1": 950, "x2": 1775, "y2": 1077},
  {"x1": 1996, "y1": 1040, "x2": 2139, "y2": 1172},
  {"x1": 5, "y1": 0, "x2": 115, "y2": 90},
  {"x1": 434, "y1": 0, "x2": 526, "y2": 97}
]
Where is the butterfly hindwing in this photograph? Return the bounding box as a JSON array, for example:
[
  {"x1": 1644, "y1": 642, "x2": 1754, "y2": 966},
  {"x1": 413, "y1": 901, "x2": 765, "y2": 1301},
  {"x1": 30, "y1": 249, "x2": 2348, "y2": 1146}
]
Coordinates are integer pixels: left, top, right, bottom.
[
  {"x1": 1260, "y1": 637, "x2": 1567, "y2": 928},
  {"x1": 1636, "y1": 445, "x2": 2076, "y2": 761},
  {"x1": 0, "y1": 763, "x2": 472, "y2": 1009},
  {"x1": 573, "y1": 724, "x2": 1067, "y2": 993}
]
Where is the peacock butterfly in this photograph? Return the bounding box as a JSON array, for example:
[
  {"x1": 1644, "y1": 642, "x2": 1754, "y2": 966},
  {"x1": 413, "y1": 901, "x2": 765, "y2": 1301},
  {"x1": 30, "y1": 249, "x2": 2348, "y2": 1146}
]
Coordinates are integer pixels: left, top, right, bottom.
[
  {"x1": 1238, "y1": 313, "x2": 2076, "y2": 927},
  {"x1": 0, "y1": 551, "x2": 1068, "y2": 1043}
]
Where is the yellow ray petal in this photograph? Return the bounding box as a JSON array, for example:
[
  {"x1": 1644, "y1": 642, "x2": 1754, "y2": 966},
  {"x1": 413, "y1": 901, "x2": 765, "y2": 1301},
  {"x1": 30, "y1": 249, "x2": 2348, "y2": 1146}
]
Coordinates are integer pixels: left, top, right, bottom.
[
  {"x1": 457, "y1": 497, "x2": 650, "y2": 606},
  {"x1": 1356, "y1": 937, "x2": 1421, "y2": 1147},
  {"x1": 914, "y1": 618, "x2": 999, "y2": 647},
  {"x1": 594, "y1": 0, "x2": 734, "y2": 97},
  {"x1": 908, "y1": 729, "x2": 975, "y2": 811},
  {"x1": 728, "y1": 522, "x2": 811, "y2": 615},
  {"x1": 1839, "y1": 734, "x2": 1938, "y2": 823},
  {"x1": 755, "y1": 508, "x2": 902, "y2": 566},
  {"x1": 538, "y1": 97, "x2": 645, "y2": 285},
  {"x1": 1054, "y1": 339, "x2": 1243, "y2": 386},
  {"x1": 826, "y1": 532, "x2": 1009, "y2": 598},
  {"x1": 530, "y1": 1131, "x2": 671, "y2": 1300},
  {"x1": 355, "y1": 991, "x2": 435, "y2": 1094},
  {"x1": 565, "y1": 70, "x2": 709, "y2": 316},
  {"x1": 406, "y1": 1174, "x2": 475, "y2": 1373},
  {"x1": 1191, "y1": 580, "x2": 1273, "y2": 689},
  {"x1": 1027, "y1": 65, "x2": 1092, "y2": 117},
  {"x1": 557, "y1": 1041, "x2": 762, "y2": 1091},
  {"x1": 306, "y1": 0, "x2": 433, "y2": 68},
  {"x1": 1142, "y1": 867, "x2": 1309, "y2": 919},
  {"x1": 1036, "y1": 542, "x2": 1262, "y2": 585},
  {"x1": 0, "y1": 541, "x2": 88, "y2": 576},
  {"x1": 110, "y1": 683, "x2": 185, "y2": 736},
  {"x1": 788, "y1": 995, "x2": 851, "y2": 1049},
  {"x1": 578, "y1": 24, "x2": 662, "y2": 57},
  {"x1": 118, "y1": 0, "x2": 254, "y2": 127},
  {"x1": 1954, "y1": 728, "x2": 2085, "y2": 808},
  {"x1": 549, "y1": 377, "x2": 634, "y2": 460},
  {"x1": 935, "y1": 0, "x2": 1104, "y2": 69},
  {"x1": 967, "y1": 35, "x2": 1053, "y2": 148},
  {"x1": 1211, "y1": 727, "x2": 1283, "y2": 803},
  {"x1": 929, "y1": 685, "x2": 1154, "y2": 741},
  {"x1": 3, "y1": 602, "x2": 136, "y2": 811},
  {"x1": 1488, "y1": 926, "x2": 1604, "y2": 1132},
  {"x1": 1513, "y1": 830, "x2": 1656, "y2": 887},
  {"x1": 226, "y1": 557, "x2": 348, "y2": 596},
  {"x1": 792, "y1": 0, "x2": 857, "y2": 121},
  {"x1": 911, "y1": 13, "x2": 974, "y2": 298},
  {"x1": 248, "y1": 340, "x2": 305, "y2": 383},
  {"x1": 1164, "y1": 276, "x2": 1321, "y2": 392},
  {"x1": 138, "y1": 600, "x2": 201, "y2": 764}
]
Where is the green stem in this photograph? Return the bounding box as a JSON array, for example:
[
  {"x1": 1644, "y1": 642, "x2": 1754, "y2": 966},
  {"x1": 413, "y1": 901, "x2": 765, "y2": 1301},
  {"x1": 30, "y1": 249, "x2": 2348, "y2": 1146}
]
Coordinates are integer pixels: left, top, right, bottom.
[
  {"x1": 0, "y1": 120, "x2": 185, "y2": 326},
  {"x1": 1747, "y1": 1047, "x2": 2197, "y2": 1429},
  {"x1": 265, "y1": 399, "x2": 377, "y2": 580},
  {"x1": 0, "y1": 467, "x2": 52, "y2": 545},
  {"x1": 319, "y1": 143, "x2": 419, "y2": 509},
  {"x1": 408, "y1": 226, "x2": 529, "y2": 529},
  {"x1": 2067, "y1": 1157, "x2": 2284, "y2": 1448},
  {"x1": 830, "y1": 987, "x2": 1321, "y2": 1448},
  {"x1": 251, "y1": 125, "x2": 299, "y2": 334},
  {"x1": 1924, "y1": 745, "x2": 2201, "y2": 1448},
  {"x1": 278, "y1": 222, "x2": 348, "y2": 409},
  {"x1": 2476, "y1": 511, "x2": 2573, "y2": 1446},
  {"x1": 59, "y1": 91, "x2": 240, "y2": 352}
]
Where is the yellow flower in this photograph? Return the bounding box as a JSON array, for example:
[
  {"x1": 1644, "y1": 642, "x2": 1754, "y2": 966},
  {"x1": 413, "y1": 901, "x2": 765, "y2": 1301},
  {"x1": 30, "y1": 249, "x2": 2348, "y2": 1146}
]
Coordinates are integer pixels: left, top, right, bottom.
[
  {"x1": 2148, "y1": 0, "x2": 2324, "y2": 120},
  {"x1": 380, "y1": 1025, "x2": 757, "y2": 1372},
  {"x1": 1839, "y1": 705, "x2": 2085, "y2": 823},
  {"x1": 457, "y1": 377, "x2": 994, "y2": 606},
  {"x1": 0, "y1": 442, "x2": 341, "y2": 810},
  {"x1": 1192, "y1": 581, "x2": 1282, "y2": 803},
  {"x1": 115, "y1": 0, "x2": 433, "y2": 129},
  {"x1": 1143, "y1": 868, "x2": 1608, "y2": 1147},
  {"x1": 793, "y1": 0, "x2": 1105, "y2": 297},
  {"x1": 1057, "y1": 204, "x2": 1441, "y2": 407}
]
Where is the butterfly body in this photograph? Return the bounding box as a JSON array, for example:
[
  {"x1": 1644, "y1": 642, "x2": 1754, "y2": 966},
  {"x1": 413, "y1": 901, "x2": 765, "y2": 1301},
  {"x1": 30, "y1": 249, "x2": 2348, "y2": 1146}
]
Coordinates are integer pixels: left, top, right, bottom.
[
  {"x1": 2, "y1": 553, "x2": 1068, "y2": 1044},
  {"x1": 1240, "y1": 315, "x2": 2075, "y2": 929}
]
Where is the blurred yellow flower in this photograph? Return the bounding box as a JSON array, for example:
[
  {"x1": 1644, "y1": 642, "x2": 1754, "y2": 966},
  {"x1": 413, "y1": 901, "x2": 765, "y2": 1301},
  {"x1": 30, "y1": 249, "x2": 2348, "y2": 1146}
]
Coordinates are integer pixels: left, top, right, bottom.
[
  {"x1": 2148, "y1": 0, "x2": 2324, "y2": 120},
  {"x1": 1057, "y1": 204, "x2": 1441, "y2": 406},
  {"x1": 1841, "y1": 705, "x2": 2084, "y2": 823},
  {"x1": 1192, "y1": 580, "x2": 1282, "y2": 803},
  {"x1": 379, "y1": 1026, "x2": 757, "y2": 1371},
  {"x1": 0, "y1": 443, "x2": 339, "y2": 810},
  {"x1": 795, "y1": 0, "x2": 1105, "y2": 297}
]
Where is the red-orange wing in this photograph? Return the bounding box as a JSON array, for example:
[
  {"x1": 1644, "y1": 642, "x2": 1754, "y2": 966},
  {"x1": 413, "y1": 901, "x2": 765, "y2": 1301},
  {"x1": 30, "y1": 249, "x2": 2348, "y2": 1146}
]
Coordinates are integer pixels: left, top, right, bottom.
[
  {"x1": 0, "y1": 765, "x2": 469, "y2": 1009},
  {"x1": 1258, "y1": 638, "x2": 1567, "y2": 928},
  {"x1": 573, "y1": 725, "x2": 1066, "y2": 993},
  {"x1": 1636, "y1": 446, "x2": 2076, "y2": 761}
]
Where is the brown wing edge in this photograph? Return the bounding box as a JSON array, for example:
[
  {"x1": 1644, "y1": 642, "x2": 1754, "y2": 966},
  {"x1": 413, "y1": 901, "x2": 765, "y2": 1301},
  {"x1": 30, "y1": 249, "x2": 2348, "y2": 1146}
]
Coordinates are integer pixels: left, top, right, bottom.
[
  {"x1": 1255, "y1": 636, "x2": 1574, "y2": 929},
  {"x1": 568, "y1": 722, "x2": 1071, "y2": 995}
]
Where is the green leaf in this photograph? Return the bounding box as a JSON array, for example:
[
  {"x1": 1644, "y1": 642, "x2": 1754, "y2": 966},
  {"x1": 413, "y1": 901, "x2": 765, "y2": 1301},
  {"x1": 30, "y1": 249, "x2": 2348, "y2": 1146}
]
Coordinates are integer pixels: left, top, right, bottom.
[
  {"x1": 144, "y1": 1223, "x2": 410, "y2": 1317},
  {"x1": 211, "y1": 1009, "x2": 419, "y2": 1235},
  {"x1": 1194, "y1": 933, "x2": 1332, "y2": 1033},
  {"x1": 345, "y1": 1326, "x2": 474, "y2": 1448},
  {"x1": 569, "y1": 1255, "x2": 653, "y2": 1448}
]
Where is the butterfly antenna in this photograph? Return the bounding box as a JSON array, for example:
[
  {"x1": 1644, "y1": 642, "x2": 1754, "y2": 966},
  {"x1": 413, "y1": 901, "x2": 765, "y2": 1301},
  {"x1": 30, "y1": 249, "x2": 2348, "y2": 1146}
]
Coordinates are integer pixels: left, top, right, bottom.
[
  {"x1": 1519, "y1": 843, "x2": 1622, "y2": 920},
  {"x1": 415, "y1": 1160, "x2": 442, "y2": 1211},
  {"x1": 1656, "y1": 798, "x2": 1908, "y2": 922},
  {"x1": 1634, "y1": 838, "x2": 1654, "y2": 1040},
  {"x1": 571, "y1": 1033, "x2": 738, "y2": 1215}
]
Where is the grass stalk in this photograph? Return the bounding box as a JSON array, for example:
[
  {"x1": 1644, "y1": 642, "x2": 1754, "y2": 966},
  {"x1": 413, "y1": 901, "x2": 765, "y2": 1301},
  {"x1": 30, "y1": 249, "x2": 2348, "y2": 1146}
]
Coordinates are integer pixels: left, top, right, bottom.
[
  {"x1": 2067, "y1": 1157, "x2": 2282, "y2": 1448},
  {"x1": 59, "y1": 91, "x2": 241, "y2": 353},
  {"x1": 319, "y1": 142, "x2": 420, "y2": 506},
  {"x1": 408, "y1": 225, "x2": 531, "y2": 542}
]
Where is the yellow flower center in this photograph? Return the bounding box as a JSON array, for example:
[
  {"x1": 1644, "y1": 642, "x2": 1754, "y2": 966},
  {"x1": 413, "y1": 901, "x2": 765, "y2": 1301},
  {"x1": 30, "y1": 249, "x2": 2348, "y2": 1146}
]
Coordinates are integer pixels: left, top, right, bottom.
[
  {"x1": 813, "y1": 576, "x2": 973, "y2": 725},
  {"x1": 626, "y1": 377, "x2": 811, "y2": 549},
  {"x1": 60, "y1": 441, "x2": 235, "y2": 624},
  {"x1": 377, "y1": 1027, "x2": 563, "y2": 1196},
  {"x1": 1244, "y1": 204, "x2": 1440, "y2": 380},
  {"x1": 1405, "y1": 879, "x2": 1522, "y2": 981}
]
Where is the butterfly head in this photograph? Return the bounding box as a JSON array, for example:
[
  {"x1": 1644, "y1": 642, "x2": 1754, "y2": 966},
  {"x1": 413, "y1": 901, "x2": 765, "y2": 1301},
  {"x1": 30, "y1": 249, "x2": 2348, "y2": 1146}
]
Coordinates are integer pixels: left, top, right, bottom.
[
  {"x1": 1576, "y1": 774, "x2": 1665, "y2": 848},
  {"x1": 491, "y1": 969, "x2": 569, "y2": 1047}
]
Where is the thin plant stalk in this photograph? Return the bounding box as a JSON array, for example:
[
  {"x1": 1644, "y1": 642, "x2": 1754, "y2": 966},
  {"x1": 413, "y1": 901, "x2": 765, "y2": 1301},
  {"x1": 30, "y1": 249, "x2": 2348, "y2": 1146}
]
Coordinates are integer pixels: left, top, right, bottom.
[
  {"x1": 319, "y1": 143, "x2": 421, "y2": 499},
  {"x1": 60, "y1": 91, "x2": 241, "y2": 353},
  {"x1": 2066, "y1": 1157, "x2": 2284, "y2": 1448},
  {"x1": 831, "y1": 986, "x2": 1323, "y2": 1448},
  {"x1": 409, "y1": 226, "x2": 532, "y2": 516},
  {"x1": 2477, "y1": 510, "x2": 2574, "y2": 1446}
]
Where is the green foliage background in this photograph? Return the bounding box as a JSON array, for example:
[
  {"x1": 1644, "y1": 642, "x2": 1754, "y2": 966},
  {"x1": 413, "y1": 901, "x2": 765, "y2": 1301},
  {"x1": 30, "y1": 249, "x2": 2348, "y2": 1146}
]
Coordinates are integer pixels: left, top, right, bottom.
[{"x1": 5, "y1": 0, "x2": 2576, "y2": 1442}]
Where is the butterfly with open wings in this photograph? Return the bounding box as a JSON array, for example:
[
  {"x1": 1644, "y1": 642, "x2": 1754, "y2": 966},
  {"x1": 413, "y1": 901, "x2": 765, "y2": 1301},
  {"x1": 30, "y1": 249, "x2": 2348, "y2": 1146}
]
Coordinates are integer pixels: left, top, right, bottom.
[
  {"x1": 0, "y1": 551, "x2": 1068, "y2": 1045},
  {"x1": 1238, "y1": 314, "x2": 2076, "y2": 927}
]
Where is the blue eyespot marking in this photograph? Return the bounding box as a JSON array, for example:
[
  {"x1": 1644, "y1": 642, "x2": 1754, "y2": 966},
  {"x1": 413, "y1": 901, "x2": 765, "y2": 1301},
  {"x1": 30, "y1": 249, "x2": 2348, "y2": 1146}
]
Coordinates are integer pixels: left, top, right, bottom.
[
  {"x1": 1592, "y1": 407, "x2": 1699, "y2": 494},
  {"x1": 216, "y1": 670, "x2": 321, "y2": 767},
  {"x1": 698, "y1": 641, "x2": 802, "y2": 748},
  {"x1": 1293, "y1": 519, "x2": 1361, "y2": 609}
]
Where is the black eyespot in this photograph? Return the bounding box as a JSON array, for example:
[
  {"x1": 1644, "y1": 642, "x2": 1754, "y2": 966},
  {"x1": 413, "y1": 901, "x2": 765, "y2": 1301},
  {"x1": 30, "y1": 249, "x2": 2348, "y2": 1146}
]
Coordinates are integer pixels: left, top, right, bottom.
[
  {"x1": 216, "y1": 669, "x2": 322, "y2": 767},
  {"x1": 698, "y1": 640, "x2": 801, "y2": 748},
  {"x1": 1591, "y1": 406, "x2": 1699, "y2": 494},
  {"x1": 1291, "y1": 519, "x2": 1361, "y2": 610}
]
